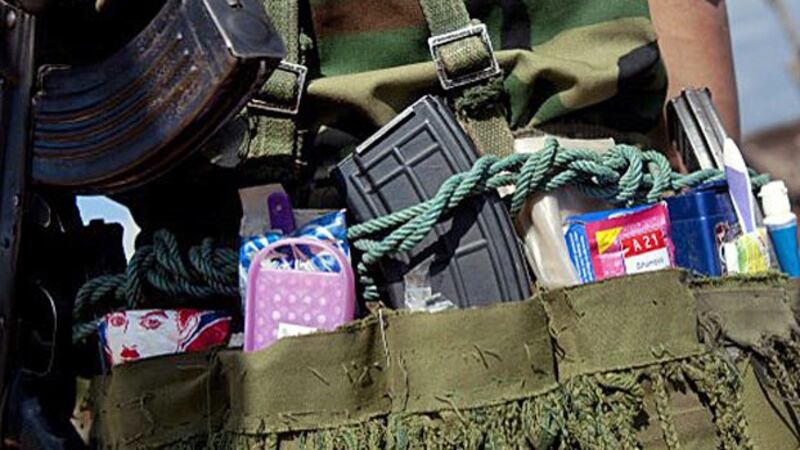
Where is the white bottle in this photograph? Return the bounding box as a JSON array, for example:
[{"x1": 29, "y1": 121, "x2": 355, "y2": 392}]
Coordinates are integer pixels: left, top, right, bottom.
[{"x1": 761, "y1": 181, "x2": 795, "y2": 226}]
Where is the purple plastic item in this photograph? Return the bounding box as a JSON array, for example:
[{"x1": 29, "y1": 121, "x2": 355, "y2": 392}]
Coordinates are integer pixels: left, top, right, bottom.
[
  {"x1": 267, "y1": 191, "x2": 296, "y2": 235},
  {"x1": 244, "y1": 237, "x2": 355, "y2": 352}
]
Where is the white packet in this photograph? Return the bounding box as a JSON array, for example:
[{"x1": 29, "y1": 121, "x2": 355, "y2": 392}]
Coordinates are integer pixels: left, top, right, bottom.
[{"x1": 513, "y1": 136, "x2": 615, "y2": 288}]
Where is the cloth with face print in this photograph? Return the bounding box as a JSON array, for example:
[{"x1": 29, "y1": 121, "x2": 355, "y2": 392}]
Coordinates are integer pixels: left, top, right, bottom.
[{"x1": 98, "y1": 309, "x2": 231, "y2": 367}]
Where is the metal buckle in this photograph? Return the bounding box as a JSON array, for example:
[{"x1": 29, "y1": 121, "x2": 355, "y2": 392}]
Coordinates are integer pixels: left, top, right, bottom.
[
  {"x1": 248, "y1": 60, "x2": 307, "y2": 115},
  {"x1": 428, "y1": 24, "x2": 501, "y2": 90}
]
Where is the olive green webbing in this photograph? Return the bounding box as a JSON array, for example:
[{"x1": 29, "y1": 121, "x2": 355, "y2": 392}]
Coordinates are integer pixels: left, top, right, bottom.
[
  {"x1": 417, "y1": 0, "x2": 515, "y2": 157},
  {"x1": 245, "y1": 0, "x2": 303, "y2": 162},
  {"x1": 263, "y1": 0, "x2": 299, "y2": 63},
  {"x1": 417, "y1": 0, "x2": 470, "y2": 35}
]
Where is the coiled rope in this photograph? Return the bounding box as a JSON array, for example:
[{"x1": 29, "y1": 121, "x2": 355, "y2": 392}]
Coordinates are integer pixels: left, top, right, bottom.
[
  {"x1": 72, "y1": 230, "x2": 238, "y2": 343},
  {"x1": 72, "y1": 138, "x2": 769, "y2": 338}
]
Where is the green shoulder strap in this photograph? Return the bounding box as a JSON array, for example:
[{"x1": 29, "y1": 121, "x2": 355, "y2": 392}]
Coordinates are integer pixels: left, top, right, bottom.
[
  {"x1": 418, "y1": 0, "x2": 515, "y2": 157},
  {"x1": 245, "y1": 0, "x2": 307, "y2": 162}
]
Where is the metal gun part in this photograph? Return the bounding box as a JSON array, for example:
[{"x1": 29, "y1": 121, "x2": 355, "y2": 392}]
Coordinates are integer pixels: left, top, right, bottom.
[
  {"x1": 666, "y1": 87, "x2": 728, "y2": 172},
  {"x1": 0, "y1": 0, "x2": 35, "y2": 420},
  {"x1": 31, "y1": 0, "x2": 284, "y2": 192}
]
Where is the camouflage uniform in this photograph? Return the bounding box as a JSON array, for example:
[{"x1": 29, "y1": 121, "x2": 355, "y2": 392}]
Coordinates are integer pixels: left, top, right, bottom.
[
  {"x1": 242, "y1": 0, "x2": 666, "y2": 168},
  {"x1": 305, "y1": 0, "x2": 664, "y2": 134}
]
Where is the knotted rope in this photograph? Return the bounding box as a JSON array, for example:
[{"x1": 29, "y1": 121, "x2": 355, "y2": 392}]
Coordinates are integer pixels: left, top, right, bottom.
[
  {"x1": 72, "y1": 230, "x2": 238, "y2": 343},
  {"x1": 348, "y1": 138, "x2": 768, "y2": 300},
  {"x1": 73, "y1": 138, "x2": 769, "y2": 337}
]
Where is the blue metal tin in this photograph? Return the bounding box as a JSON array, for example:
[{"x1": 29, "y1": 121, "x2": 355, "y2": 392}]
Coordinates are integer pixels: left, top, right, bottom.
[{"x1": 666, "y1": 181, "x2": 739, "y2": 276}]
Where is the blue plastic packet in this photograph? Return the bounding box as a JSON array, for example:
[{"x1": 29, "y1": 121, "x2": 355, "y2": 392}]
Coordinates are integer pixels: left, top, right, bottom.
[{"x1": 238, "y1": 209, "x2": 350, "y2": 304}]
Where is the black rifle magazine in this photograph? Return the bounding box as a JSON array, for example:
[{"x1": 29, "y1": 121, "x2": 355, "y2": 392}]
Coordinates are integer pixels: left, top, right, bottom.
[
  {"x1": 31, "y1": 0, "x2": 284, "y2": 193},
  {"x1": 336, "y1": 96, "x2": 532, "y2": 309}
]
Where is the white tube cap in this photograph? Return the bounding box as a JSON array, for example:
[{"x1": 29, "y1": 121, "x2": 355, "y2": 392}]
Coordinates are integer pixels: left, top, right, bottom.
[{"x1": 759, "y1": 180, "x2": 791, "y2": 218}]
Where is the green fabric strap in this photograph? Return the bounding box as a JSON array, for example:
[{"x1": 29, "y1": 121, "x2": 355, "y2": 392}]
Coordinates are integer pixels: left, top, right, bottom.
[
  {"x1": 264, "y1": 0, "x2": 299, "y2": 62},
  {"x1": 418, "y1": 0, "x2": 514, "y2": 157},
  {"x1": 417, "y1": 0, "x2": 471, "y2": 34},
  {"x1": 246, "y1": 0, "x2": 303, "y2": 161}
]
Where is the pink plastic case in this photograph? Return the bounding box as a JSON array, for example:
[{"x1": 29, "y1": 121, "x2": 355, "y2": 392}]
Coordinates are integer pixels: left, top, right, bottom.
[{"x1": 244, "y1": 237, "x2": 355, "y2": 352}]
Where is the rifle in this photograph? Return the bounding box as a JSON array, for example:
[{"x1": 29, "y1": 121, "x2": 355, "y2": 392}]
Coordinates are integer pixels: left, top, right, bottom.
[
  {"x1": 0, "y1": 1, "x2": 36, "y2": 430},
  {"x1": 0, "y1": 0, "x2": 285, "y2": 444}
]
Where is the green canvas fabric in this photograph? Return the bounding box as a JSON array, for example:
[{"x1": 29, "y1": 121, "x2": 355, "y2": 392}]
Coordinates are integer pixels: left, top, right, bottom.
[
  {"x1": 304, "y1": 0, "x2": 665, "y2": 140},
  {"x1": 89, "y1": 270, "x2": 800, "y2": 450},
  {"x1": 540, "y1": 271, "x2": 753, "y2": 449},
  {"x1": 692, "y1": 275, "x2": 800, "y2": 447},
  {"x1": 541, "y1": 270, "x2": 704, "y2": 378},
  {"x1": 786, "y1": 277, "x2": 800, "y2": 316},
  {"x1": 736, "y1": 360, "x2": 800, "y2": 450},
  {"x1": 91, "y1": 300, "x2": 559, "y2": 449},
  {"x1": 695, "y1": 282, "x2": 798, "y2": 349},
  {"x1": 90, "y1": 351, "x2": 222, "y2": 449}
]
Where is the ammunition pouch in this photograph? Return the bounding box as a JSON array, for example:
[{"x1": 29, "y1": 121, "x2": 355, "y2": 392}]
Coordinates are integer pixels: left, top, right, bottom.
[
  {"x1": 90, "y1": 271, "x2": 800, "y2": 449},
  {"x1": 695, "y1": 277, "x2": 800, "y2": 447}
]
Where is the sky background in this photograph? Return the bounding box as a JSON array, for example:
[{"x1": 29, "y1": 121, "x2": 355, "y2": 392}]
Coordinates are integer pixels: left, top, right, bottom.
[
  {"x1": 77, "y1": 1, "x2": 800, "y2": 258},
  {"x1": 728, "y1": 0, "x2": 800, "y2": 134}
]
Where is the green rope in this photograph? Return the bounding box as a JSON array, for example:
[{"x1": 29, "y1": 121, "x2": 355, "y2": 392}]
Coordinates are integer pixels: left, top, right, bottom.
[
  {"x1": 349, "y1": 138, "x2": 769, "y2": 300},
  {"x1": 72, "y1": 230, "x2": 238, "y2": 343},
  {"x1": 759, "y1": 334, "x2": 800, "y2": 408},
  {"x1": 651, "y1": 367, "x2": 682, "y2": 450},
  {"x1": 73, "y1": 139, "x2": 769, "y2": 335},
  {"x1": 452, "y1": 77, "x2": 508, "y2": 118}
]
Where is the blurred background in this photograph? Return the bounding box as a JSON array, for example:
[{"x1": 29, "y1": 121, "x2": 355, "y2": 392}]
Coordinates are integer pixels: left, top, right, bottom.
[
  {"x1": 732, "y1": 0, "x2": 800, "y2": 204},
  {"x1": 76, "y1": 0, "x2": 800, "y2": 259}
]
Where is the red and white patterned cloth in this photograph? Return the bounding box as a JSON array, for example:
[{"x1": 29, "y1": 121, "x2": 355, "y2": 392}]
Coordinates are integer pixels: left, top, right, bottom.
[{"x1": 99, "y1": 309, "x2": 231, "y2": 367}]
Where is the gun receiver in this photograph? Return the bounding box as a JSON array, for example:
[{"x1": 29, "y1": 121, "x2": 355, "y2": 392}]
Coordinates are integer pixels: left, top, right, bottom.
[{"x1": 31, "y1": 0, "x2": 284, "y2": 192}]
